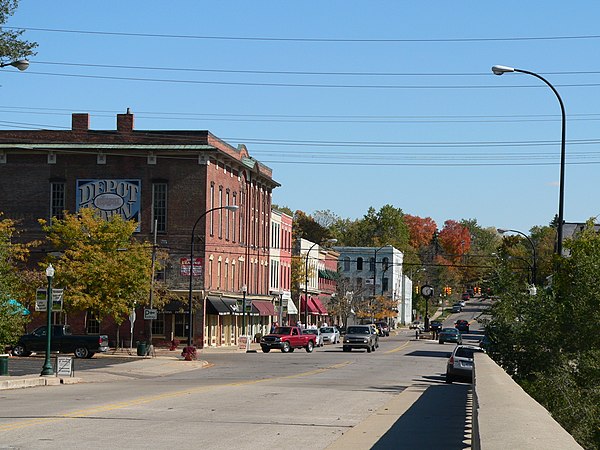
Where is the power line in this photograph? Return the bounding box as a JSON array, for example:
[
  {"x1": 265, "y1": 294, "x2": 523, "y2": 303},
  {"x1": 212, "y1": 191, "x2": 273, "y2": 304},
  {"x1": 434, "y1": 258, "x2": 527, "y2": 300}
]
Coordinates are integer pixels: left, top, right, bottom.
[
  {"x1": 9, "y1": 26, "x2": 600, "y2": 43},
  {"x1": 16, "y1": 69, "x2": 600, "y2": 90}
]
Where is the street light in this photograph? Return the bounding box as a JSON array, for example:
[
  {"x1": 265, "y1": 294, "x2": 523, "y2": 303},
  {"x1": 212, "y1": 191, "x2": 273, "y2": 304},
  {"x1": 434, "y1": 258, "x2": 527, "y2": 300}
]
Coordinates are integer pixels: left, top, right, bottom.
[
  {"x1": 188, "y1": 205, "x2": 239, "y2": 347},
  {"x1": 304, "y1": 238, "x2": 337, "y2": 327},
  {"x1": 0, "y1": 59, "x2": 29, "y2": 71},
  {"x1": 492, "y1": 65, "x2": 566, "y2": 256},
  {"x1": 40, "y1": 264, "x2": 55, "y2": 377},
  {"x1": 498, "y1": 228, "x2": 537, "y2": 286}
]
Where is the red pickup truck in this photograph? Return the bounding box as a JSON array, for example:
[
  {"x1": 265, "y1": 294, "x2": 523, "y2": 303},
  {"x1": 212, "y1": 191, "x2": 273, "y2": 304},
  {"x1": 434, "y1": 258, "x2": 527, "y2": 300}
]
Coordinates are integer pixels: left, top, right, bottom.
[{"x1": 260, "y1": 326, "x2": 316, "y2": 353}]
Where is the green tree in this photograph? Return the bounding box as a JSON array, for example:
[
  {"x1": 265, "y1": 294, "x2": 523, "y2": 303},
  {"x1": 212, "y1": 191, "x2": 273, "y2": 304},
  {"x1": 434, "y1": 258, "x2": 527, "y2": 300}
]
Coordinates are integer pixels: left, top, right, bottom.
[
  {"x1": 0, "y1": 1, "x2": 37, "y2": 61},
  {"x1": 0, "y1": 215, "x2": 32, "y2": 348},
  {"x1": 486, "y1": 220, "x2": 600, "y2": 448},
  {"x1": 40, "y1": 209, "x2": 153, "y2": 327}
]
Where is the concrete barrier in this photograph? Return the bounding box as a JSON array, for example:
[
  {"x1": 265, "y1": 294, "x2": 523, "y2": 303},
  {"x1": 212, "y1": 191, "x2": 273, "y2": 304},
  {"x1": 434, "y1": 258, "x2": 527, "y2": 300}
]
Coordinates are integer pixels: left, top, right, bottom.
[{"x1": 472, "y1": 353, "x2": 582, "y2": 450}]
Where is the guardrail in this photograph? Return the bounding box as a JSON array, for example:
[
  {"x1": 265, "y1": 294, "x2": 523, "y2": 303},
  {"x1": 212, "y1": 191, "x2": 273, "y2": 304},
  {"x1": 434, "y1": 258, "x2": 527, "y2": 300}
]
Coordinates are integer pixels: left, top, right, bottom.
[{"x1": 472, "y1": 353, "x2": 582, "y2": 450}]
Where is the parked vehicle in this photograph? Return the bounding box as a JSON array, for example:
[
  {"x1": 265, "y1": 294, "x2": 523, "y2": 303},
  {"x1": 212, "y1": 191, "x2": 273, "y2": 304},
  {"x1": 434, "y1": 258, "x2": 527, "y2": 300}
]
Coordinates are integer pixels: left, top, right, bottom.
[
  {"x1": 319, "y1": 326, "x2": 340, "y2": 344},
  {"x1": 342, "y1": 325, "x2": 378, "y2": 353},
  {"x1": 374, "y1": 321, "x2": 390, "y2": 337},
  {"x1": 429, "y1": 320, "x2": 443, "y2": 332},
  {"x1": 454, "y1": 320, "x2": 470, "y2": 333},
  {"x1": 461, "y1": 292, "x2": 470, "y2": 301},
  {"x1": 438, "y1": 328, "x2": 463, "y2": 344},
  {"x1": 12, "y1": 325, "x2": 109, "y2": 359},
  {"x1": 446, "y1": 344, "x2": 485, "y2": 383},
  {"x1": 303, "y1": 328, "x2": 324, "y2": 347},
  {"x1": 409, "y1": 320, "x2": 424, "y2": 330},
  {"x1": 260, "y1": 326, "x2": 315, "y2": 353}
]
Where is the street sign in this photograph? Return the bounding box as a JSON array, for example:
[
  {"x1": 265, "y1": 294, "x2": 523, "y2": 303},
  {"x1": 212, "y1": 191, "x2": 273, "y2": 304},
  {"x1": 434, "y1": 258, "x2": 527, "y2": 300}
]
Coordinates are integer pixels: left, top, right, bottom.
[
  {"x1": 35, "y1": 288, "x2": 64, "y2": 312},
  {"x1": 56, "y1": 356, "x2": 73, "y2": 377},
  {"x1": 144, "y1": 308, "x2": 158, "y2": 320}
]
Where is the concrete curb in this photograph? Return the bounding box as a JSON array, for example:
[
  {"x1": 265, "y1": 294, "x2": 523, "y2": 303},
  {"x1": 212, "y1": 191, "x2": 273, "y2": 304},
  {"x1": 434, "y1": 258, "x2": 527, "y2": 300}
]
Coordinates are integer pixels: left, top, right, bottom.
[{"x1": 0, "y1": 376, "x2": 83, "y2": 390}]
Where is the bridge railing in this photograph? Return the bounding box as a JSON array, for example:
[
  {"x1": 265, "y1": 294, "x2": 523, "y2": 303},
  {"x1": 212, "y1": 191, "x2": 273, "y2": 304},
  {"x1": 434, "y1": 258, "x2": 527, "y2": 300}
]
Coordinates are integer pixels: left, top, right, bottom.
[{"x1": 472, "y1": 353, "x2": 582, "y2": 450}]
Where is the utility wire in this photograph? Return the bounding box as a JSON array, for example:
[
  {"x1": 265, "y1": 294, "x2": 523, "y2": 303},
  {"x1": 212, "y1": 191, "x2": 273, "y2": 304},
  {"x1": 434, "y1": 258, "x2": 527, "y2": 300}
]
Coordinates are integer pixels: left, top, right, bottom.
[{"x1": 8, "y1": 26, "x2": 600, "y2": 42}]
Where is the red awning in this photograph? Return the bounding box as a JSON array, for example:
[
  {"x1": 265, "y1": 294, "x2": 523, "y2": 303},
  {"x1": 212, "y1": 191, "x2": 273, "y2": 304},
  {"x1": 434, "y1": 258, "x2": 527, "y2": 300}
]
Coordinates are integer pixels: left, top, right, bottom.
[
  {"x1": 301, "y1": 295, "x2": 319, "y2": 315},
  {"x1": 252, "y1": 300, "x2": 276, "y2": 317},
  {"x1": 312, "y1": 297, "x2": 328, "y2": 315}
]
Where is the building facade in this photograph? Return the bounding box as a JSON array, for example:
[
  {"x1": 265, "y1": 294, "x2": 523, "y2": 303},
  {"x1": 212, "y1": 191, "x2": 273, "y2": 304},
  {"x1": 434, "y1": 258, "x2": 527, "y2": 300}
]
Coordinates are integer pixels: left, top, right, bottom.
[
  {"x1": 0, "y1": 111, "x2": 279, "y2": 347},
  {"x1": 334, "y1": 246, "x2": 408, "y2": 327}
]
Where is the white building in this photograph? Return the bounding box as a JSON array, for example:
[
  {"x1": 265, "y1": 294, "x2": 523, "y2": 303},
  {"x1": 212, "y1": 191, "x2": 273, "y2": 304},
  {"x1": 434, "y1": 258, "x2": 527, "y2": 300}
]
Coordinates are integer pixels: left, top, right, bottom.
[{"x1": 334, "y1": 245, "x2": 413, "y2": 327}]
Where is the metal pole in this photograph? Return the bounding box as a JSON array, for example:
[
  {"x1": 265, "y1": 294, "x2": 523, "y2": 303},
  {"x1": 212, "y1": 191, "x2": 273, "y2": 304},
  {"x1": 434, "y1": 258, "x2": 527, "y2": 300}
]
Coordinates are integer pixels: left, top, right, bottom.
[
  {"x1": 149, "y1": 219, "x2": 157, "y2": 346},
  {"x1": 304, "y1": 242, "x2": 318, "y2": 327},
  {"x1": 242, "y1": 286, "x2": 247, "y2": 336},
  {"x1": 494, "y1": 67, "x2": 566, "y2": 256},
  {"x1": 41, "y1": 265, "x2": 54, "y2": 376},
  {"x1": 188, "y1": 205, "x2": 238, "y2": 347}
]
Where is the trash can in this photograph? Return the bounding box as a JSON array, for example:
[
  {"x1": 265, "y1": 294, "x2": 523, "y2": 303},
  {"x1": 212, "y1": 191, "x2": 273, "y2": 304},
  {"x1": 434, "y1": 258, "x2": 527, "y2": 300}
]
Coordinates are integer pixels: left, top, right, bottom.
[
  {"x1": 0, "y1": 354, "x2": 9, "y2": 376},
  {"x1": 136, "y1": 342, "x2": 148, "y2": 356}
]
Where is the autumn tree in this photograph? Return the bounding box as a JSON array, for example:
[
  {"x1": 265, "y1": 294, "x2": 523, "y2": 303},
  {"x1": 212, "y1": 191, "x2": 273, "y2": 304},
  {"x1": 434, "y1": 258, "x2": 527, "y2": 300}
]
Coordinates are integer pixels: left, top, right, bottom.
[
  {"x1": 293, "y1": 210, "x2": 332, "y2": 243},
  {"x1": 405, "y1": 214, "x2": 437, "y2": 249},
  {"x1": 40, "y1": 208, "x2": 153, "y2": 327}
]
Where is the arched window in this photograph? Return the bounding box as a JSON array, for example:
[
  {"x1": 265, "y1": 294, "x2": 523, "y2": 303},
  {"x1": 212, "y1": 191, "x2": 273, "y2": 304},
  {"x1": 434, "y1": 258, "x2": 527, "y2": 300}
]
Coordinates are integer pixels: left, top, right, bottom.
[
  {"x1": 356, "y1": 257, "x2": 363, "y2": 271},
  {"x1": 382, "y1": 257, "x2": 389, "y2": 271}
]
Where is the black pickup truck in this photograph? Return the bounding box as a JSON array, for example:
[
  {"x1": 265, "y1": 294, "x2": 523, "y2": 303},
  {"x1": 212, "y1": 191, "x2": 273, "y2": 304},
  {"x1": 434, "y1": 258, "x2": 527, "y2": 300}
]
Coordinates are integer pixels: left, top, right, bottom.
[{"x1": 12, "y1": 325, "x2": 109, "y2": 358}]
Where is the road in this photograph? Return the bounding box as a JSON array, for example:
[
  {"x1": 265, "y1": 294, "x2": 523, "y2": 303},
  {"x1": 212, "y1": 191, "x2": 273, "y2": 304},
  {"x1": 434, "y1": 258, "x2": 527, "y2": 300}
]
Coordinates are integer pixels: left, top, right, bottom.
[{"x1": 0, "y1": 300, "x2": 488, "y2": 450}]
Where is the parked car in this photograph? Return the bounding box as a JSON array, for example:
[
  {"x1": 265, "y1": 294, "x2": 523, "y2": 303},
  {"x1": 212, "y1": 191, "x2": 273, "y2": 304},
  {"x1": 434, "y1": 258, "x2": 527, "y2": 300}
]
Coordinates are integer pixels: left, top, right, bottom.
[
  {"x1": 12, "y1": 324, "x2": 109, "y2": 359},
  {"x1": 438, "y1": 327, "x2": 463, "y2": 344},
  {"x1": 374, "y1": 322, "x2": 390, "y2": 337},
  {"x1": 260, "y1": 326, "x2": 316, "y2": 353},
  {"x1": 319, "y1": 326, "x2": 340, "y2": 344},
  {"x1": 461, "y1": 292, "x2": 470, "y2": 301},
  {"x1": 409, "y1": 320, "x2": 424, "y2": 330},
  {"x1": 343, "y1": 325, "x2": 378, "y2": 353},
  {"x1": 446, "y1": 344, "x2": 485, "y2": 383},
  {"x1": 454, "y1": 319, "x2": 470, "y2": 333},
  {"x1": 303, "y1": 328, "x2": 324, "y2": 347},
  {"x1": 429, "y1": 320, "x2": 443, "y2": 332}
]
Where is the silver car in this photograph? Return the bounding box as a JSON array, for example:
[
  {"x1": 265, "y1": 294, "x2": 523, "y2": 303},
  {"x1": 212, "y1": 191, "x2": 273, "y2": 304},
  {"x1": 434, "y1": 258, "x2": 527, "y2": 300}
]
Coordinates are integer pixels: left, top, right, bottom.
[
  {"x1": 303, "y1": 328, "x2": 324, "y2": 347},
  {"x1": 319, "y1": 326, "x2": 340, "y2": 344},
  {"x1": 343, "y1": 325, "x2": 378, "y2": 353},
  {"x1": 446, "y1": 344, "x2": 485, "y2": 383}
]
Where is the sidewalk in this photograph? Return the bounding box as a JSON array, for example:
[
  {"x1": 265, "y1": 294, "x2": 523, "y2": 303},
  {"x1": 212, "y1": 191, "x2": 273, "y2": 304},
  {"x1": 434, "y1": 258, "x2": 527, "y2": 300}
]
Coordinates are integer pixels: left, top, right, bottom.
[{"x1": 0, "y1": 344, "x2": 246, "y2": 391}]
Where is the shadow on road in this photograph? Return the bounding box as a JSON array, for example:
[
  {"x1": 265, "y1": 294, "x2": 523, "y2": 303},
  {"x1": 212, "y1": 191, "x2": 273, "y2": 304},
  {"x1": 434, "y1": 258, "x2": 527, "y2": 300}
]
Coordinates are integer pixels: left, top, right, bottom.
[
  {"x1": 405, "y1": 350, "x2": 451, "y2": 359},
  {"x1": 372, "y1": 383, "x2": 472, "y2": 450}
]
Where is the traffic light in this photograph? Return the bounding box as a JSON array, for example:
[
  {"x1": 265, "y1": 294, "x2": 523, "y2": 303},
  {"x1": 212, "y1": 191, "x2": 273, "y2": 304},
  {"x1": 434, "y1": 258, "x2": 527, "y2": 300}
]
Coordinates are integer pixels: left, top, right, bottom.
[
  {"x1": 448, "y1": 286, "x2": 452, "y2": 295},
  {"x1": 415, "y1": 285, "x2": 420, "y2": 294}
]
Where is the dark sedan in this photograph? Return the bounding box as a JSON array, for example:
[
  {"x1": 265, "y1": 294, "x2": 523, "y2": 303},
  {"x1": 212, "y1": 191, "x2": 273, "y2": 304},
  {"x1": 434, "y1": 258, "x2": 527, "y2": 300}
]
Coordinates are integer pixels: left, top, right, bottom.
[
  {"x1": 438, "y1": 328, "x2": 462, "y2": 345},
  {"x1": 455, "y1": 320, "x2": 470, "y2": 333}
]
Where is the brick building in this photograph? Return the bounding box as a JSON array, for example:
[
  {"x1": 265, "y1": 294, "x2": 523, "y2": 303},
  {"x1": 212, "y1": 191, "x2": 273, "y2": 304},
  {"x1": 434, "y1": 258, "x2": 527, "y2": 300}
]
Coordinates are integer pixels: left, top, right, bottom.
[{"x1": 0, "y1": 110, "x2": 279, "y2": 347}]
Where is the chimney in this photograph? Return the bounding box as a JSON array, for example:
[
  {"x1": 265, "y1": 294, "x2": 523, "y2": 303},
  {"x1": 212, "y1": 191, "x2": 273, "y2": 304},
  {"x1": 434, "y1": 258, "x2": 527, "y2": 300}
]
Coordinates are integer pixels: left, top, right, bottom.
[
  {"x1": 116, "y1": 107, "x2": 134, "y2": 132},
  {"x1": 72, "y1": 113, "x2": 90, "y2": 131}
]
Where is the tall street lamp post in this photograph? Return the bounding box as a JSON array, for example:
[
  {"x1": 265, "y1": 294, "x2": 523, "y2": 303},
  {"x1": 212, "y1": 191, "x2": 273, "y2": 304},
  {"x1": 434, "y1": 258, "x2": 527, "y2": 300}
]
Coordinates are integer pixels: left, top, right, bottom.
[
  {"x1": 498, "y1": 228, "x2": 537, "y2": 286},
  {"x1": 492, "y1": 65, "x2": 566, "y2": 256},
  {"x1": 0, "y1": 59, "x2": 29, "y2": 71},
  {"x1": 304, "y1": 238, "x2": 337, "y2": 327},
  {"x1": 40, "y1": 264, "x2": 55, "y2": 377},
  {"x1": 188, "y1": 205, "x2": 239, "y2": 347}
]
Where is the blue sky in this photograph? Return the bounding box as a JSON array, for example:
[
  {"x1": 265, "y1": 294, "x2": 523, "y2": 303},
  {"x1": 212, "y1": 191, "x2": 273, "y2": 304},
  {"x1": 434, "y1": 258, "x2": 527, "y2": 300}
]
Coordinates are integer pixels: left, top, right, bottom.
[{"x1": 3, "y1": 1, "x2": 600, "y2": 234}]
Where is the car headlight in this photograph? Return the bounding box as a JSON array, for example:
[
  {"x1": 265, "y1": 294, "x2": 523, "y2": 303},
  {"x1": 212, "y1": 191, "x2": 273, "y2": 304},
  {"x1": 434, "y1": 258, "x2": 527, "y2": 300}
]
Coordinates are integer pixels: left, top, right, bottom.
[
  {"x1": 363, "y1": 338, "x2": 368, "y2": 343},
  {"x1": 343, "y1": 338, "x2": 349, "y2": 343}
]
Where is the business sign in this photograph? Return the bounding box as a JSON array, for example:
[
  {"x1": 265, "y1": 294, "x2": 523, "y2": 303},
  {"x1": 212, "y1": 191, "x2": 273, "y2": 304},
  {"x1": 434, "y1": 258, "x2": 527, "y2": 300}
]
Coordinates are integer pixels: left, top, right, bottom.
[
  {"x1": 144, "y1": 308, "x2": 158, "y2": 320},
  {"x1": 35, "y1": 288, "x2": 64, "y2": 312},
  {"x1": 76, "y1": 179, "x2": 141, "y2": 231},
  {"x1": 180, "y1": 257, "x2": 203, "y2": 276}
]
